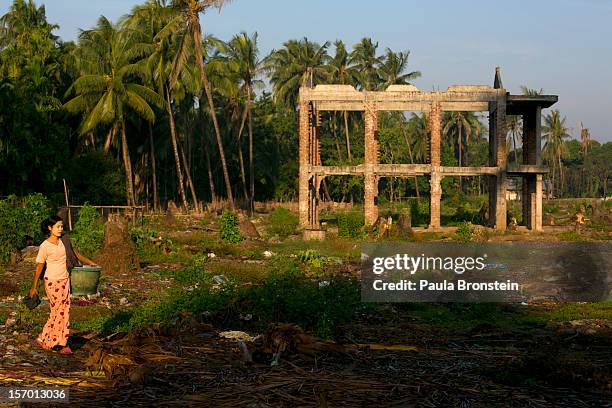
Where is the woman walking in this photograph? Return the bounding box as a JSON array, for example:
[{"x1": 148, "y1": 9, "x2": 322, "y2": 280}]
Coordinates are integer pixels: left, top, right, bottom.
[{"x1": 28, "y1": 215, "x2": 97, "y2": 354}]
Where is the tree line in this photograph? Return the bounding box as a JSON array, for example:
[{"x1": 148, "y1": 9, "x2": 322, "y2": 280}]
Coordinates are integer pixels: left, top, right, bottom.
[{"x1": 0, "y1": 0, "x2": 609, "y2": 211}]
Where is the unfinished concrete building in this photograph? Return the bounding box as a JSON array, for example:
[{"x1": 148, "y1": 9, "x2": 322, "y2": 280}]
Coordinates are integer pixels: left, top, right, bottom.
[{"x1": 298, "y1": 68, "x2": 558, "y2": 237}]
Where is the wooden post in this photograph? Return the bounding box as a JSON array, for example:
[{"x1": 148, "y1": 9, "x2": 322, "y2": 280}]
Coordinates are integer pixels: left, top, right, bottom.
[{"x1": 63, "y1": 179, "x2": 72, "y2": 230}]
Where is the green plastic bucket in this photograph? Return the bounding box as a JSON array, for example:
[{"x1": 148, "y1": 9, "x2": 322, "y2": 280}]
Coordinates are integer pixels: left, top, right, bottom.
[{"x1": 70, "y1": 266, "x2": 102, "y2": 295}]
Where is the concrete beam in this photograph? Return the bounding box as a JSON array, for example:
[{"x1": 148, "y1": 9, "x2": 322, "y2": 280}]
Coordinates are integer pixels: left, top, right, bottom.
[{"x1": 507, "y1": 164, "x2": 548, "y2": 174}]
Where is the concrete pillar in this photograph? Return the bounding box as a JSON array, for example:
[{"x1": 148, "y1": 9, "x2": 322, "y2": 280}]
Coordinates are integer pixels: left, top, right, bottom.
[
  {"x1": 488, "y1": 93, "x2": 507, "y2": 230},
  {"x1": 429, "y1": 172, "x2": 442, "y2": 228},
  {"x1": 364, "y1": 102, "x2": 379, "y2": 226},
  {"x1": 535, "y1": 174, "x2": 543, "y2": 231},
  {"x1": 522, "y1": 107, "x2": 542, "y2": 165},
  {"x1": 428, "y1": 102, "x2": 442, "y2": 228},
  {"x1": 428, "y1": 102, "x2": 441, "y2": 167},
  {"x1": 298, "y1": 97, "x2": 310, "y2": 228},
  {"x1": 521, "y1": 106, "x2": 543, "y2": 230},
  {"x1": 522, "y1": 175, "x2": 536, "y2": 229}
]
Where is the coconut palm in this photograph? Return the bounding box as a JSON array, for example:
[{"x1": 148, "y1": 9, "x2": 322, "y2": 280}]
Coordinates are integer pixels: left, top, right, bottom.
[
  {"x1": 328, "y1": 40, "x2": 359, "y2": 161},
  {"x1": 543, "y1": 109, "x2": 570, "y2": 197},
  {"x1": 63, "y1": 16, "x2": 163, "y2": 206},
  {"x1": 443, "y1": 112, "x2": 481, "y2": 191},
  {"x1": 350, "y1": 38, "x2": 382, "y2": 91},
  {"x1": 520, "y1": 86, "x2": 543, "y2": 96},
  {"x1": 163, "y1": 0, "x2": 235, "y2": 208},
  {"x1": 377, "y1": 48, "x2": 421, "y2": 90},
  {"x1": 128, "y1": 0, "x2": 199, "y2": 211},
  {"x1": 507, "y1": 115, "x2": 522, "y2": 163},
  {"x1": 226, "y1": 31, "x2": 265, "y2": 213},
  {"x1": 265, "y1": 37, "x2": 331, "y2": 110}
]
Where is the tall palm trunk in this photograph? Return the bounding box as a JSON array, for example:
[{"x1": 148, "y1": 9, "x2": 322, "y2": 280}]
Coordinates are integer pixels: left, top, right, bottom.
[
  {"x1": 165, "y1": 85, "x2": 189, "y2": 211},
  {"x1": 193, "y1": 27, "x2": 234, "y2": 208},
  {"x1": 148, "y1": 123, "x2": 158, "y2": 212},
  {"x1": 343, "y1": 111, "x2": 352, "y2": 161},
  {"x1": 120, "y1": 121, "x2": 136, "y2": 207},
  {"x1": 399, "y1": 116, "x2": 420, "y2": 202},
  {"x1": 200, "y1": 126, "x2": 217, "y2": 203},
  {"x1": 247, "y1": 84, "x2": 255, "y2": 214},
  {"x1": 180, "y1": 144, "x2": 199, "y2": 212},
  {"x1": 236, "y1": 102, "x2": 249, "y2": 203}
]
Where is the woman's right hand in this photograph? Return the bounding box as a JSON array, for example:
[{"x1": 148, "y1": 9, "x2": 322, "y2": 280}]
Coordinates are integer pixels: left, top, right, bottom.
[{"x1": 28, "y1": 287, "x2": 38, "y2": 297}]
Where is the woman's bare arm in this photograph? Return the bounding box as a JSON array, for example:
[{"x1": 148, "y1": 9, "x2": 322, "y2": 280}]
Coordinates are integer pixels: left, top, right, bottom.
[
  {"x1": 74, "y1": 249, "x2": 97, "y2": 266},
  {"x1": 29, "y1": 263, "x2": 44, "y2": 297}
]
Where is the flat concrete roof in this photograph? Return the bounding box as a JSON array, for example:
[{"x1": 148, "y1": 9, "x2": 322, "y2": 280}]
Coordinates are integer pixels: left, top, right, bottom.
[{"x1": 506, "y1": 95, "x2": 558, "y2": 115}]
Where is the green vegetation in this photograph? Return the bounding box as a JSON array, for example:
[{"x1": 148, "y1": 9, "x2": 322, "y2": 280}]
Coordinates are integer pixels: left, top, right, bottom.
[
  {"x1": 90, "y1": 258, "x2": 367, "y2": 339},
  {"x1": 71, "y1": 204, "x2": 104, "y2": 257},
  {"x1": 0, "y1": 194, "x2": 50, "y2": 262},
  {"x1": 454, "y1": 221, "x2": 474, "y2": 242},
  {"x1": 267, "y1": 207, "x2": 299, "y2": 238},
  {"x1": 219, "y1": 210, "x2": 244, "y2": 243},
  {"x1": 337, "y1": 211, "x2": 365, "y2": 238}
]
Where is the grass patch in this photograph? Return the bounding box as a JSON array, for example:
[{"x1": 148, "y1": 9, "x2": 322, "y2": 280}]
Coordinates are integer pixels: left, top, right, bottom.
[
  {"x1": 92, "y1": 258, "x2": 370, "y2": 339},
  {"x1": 266, "y1": 207, "x2": 298, "y2": 238},
  {"x1": 557, "y1": 230, "x2": 591, "y2": 242},
  {"x1": 540, "y1": 301, "x2": 612, "y2": 321}
]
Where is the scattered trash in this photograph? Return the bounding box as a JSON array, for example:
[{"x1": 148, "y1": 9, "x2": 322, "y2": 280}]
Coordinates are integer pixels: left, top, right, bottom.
[
  {"x1": 119, "y1": 297, "x2": 129, "y2": 306},
  {"x1": 213, "y1": 275, "x2": 228, "y2": 285},
  {"x1": 318, "y1": 280, "x2": 330, "y2": 288},
  {"x1": 219, "y1": 331, "x2": 254, "y2": 342},
  {"x1": 263, "y1": 251, "x2": 274, "y2": 258},
  {"x1": 207, "y1": 252, "x2": 216, "y2": 258},
  {"x1": 239, "y1": 313, "x2": 253, "y2": 321}
]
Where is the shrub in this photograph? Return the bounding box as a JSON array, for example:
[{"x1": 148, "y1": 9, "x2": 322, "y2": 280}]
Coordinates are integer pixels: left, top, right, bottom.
[
  {"x1": 129, "y1": 227, "x2": 158, "y2": 249},
  {"x1": 337, "y1": 211, "x2": 364, "y2": 238},
  {"x1": 219, "y1": 210, "x2": 244, "y2": 243},
  {"x1": 0, "y1": 194, "x2": 50, "y2": 262},
  {"x1": 71, "y1": 204, "x2": 104, "y2": 257},
  {"x1": 454, "y1": 221, "x2": 474, "y2": 242},
  {"x1": 267, "y1": 207, "x2": 298, "y2": 238}
]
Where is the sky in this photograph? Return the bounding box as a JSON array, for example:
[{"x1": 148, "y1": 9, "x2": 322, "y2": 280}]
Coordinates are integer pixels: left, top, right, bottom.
[{"x1": 2, "y1": 0, "x2": 611, "y2": 142}]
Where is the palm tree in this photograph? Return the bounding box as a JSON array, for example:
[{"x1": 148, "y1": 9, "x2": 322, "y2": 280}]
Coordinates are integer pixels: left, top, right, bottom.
[
  {"x1": 507, "y1": 115, "x2": 522, "y2": 163},
  {"x1": 328, "y1": 40, "x2": 358, "y2": 161},
  {"x1": 580, "y1": 122, "x2": 590, "y2": 156},
  {"x1": 128, "y1": 0, "x2": 195, "y2": 211},
  {"x1": 443, "y1": 112, "x2": 481, "y2": 191},
  {"x1": 377, "y1": 48, "x2": 421, "y2": 90},
  {"x1": 0, "y1": 0, "x2": 59, "y2": 78},
  {"x1": 226, "y1": 31, "x2": 265, "y2": 213},
  {"x1": 350, "y1": 38, "x2": 382, "y2": 91},
  {"x1": 165, "y1": 0, "x2": 234, "y2": 208},
  {"x1": 265, "y1": 37, "x2": 330, "y2": 110},
  {"x1": 520, "y1": 86, "x2": 543, "y2": 96},
  {"x1": 543, "y1": 109, "x2": 570, "y2": 197},
  {"x1": 63, "y1": 16, "x2": 163, "y2": 206}
]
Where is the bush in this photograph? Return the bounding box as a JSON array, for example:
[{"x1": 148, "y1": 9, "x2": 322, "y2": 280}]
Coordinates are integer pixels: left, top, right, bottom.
[
  {"x1": 0, "y1": 194, "x2": 50, "y2": 262},
  {"x1": 219, "y1": 210, "x2": 244, "y2": 243},
  {"x1": 337, "y1": 211, "x2": 364, "y2": 238},
  {"x1": 267, "y1": 207, "x2": 298, "y2": 238},
  {"x1": 71, "y1": 204, "x2": 104, "y2": 257},
  {"x1": 129, "y1": 227, "x2": 158, "y2": 250},
  {"x1": 454, "y1": 221, "x2": 474, "y2": 242}
]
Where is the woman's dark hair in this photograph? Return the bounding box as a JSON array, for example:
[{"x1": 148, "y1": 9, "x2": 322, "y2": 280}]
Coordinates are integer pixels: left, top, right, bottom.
[{"x1": 40, "y1": 215, "x2": 64, "y2": 236}]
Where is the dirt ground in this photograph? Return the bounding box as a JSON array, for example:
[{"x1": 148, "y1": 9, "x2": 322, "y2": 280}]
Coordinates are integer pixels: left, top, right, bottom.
[{"x1": 0, "y1": 213, "x2": 610, "y2": 407}]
